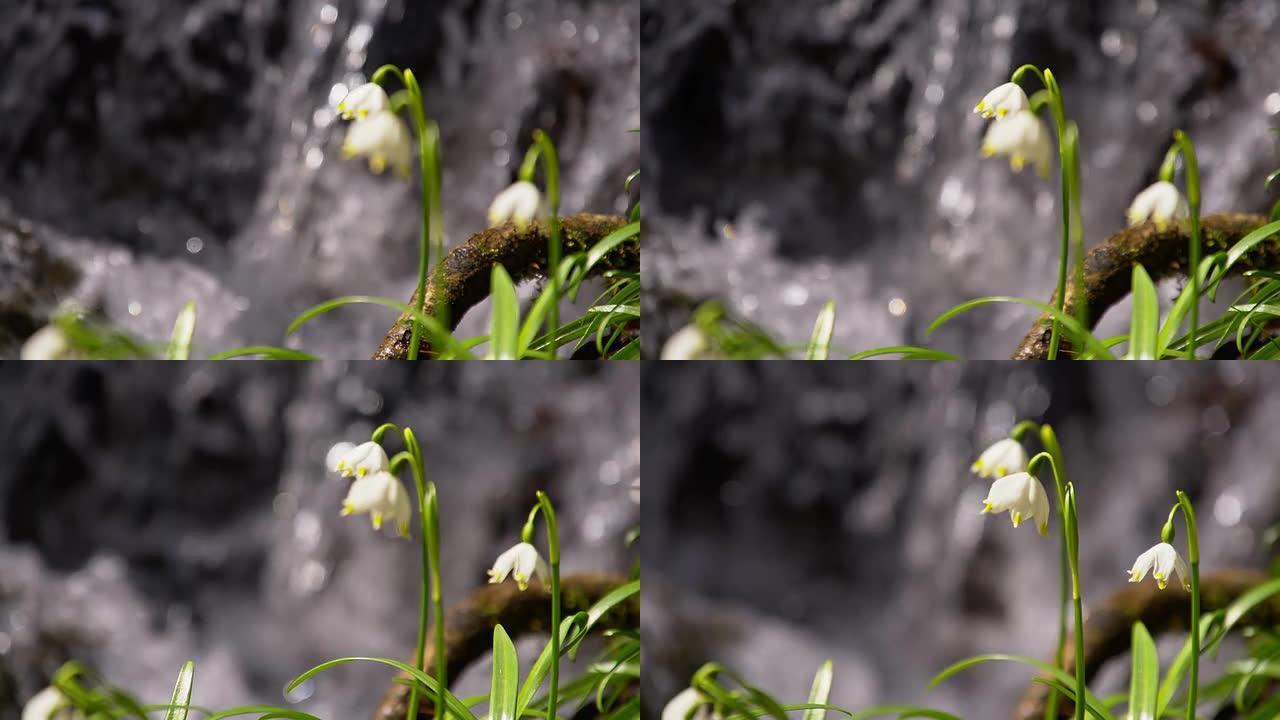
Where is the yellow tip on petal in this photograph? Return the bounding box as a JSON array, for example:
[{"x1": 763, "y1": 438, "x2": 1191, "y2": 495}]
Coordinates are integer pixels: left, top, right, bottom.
[
  {"x1": 981, "y1": 501, "x2": 993, "y2": 514},
  {"x1": 995, "y1": 465, "x2": 1007, "y2": 476},
  {"x1": 369, "y1": 155, "x2": 387, "y2": 174},
  {"x1": 1038, "y1": 521, "x2": 1048, "y2": 537},
  {"x1": 359, "y1": 108, "x2": 368, "y2": 117},
  {"x1": 372, "y1": 512, "x2": 384, "y2": 529},
  {"x1": 997, "y1": 108, "x2": 1008, "y2": 117},
  {"x1": 970, "y1": 461, "x2": 982, "y2": 472},
  {"x1": 399, "y1": 523, "x2": 411, "y2": 539},
  {"x1": 1010, "y1": 154, "x2": 1025, "y2": 172},
  {"x1": 980, "y1": 145, "x2": 996, "y2": 158},
  {"x1": 357, "y1": 467, "x2": 368, "y2": 477},
  {"x1": 342, "y1": 145, "x2": 357, "y2": 159},
  {"x1": 1011, "y1": 512, "x2": 1022, "y2": 527},
  {"x1": 341, "y1": 504, "x2": 353, "y2": 516},
  {"x1": 1157, "y1": 578, "x2": 1167, "y2": 590}
]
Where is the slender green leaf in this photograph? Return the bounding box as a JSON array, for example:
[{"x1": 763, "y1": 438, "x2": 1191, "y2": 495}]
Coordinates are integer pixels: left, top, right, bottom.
[
  {"x1": 166, "y1": 302, "x2": 197, "y2": 360},
  {"x1": 1127, "y1": 265, "x2": 1159, "y2": 359},
  {"x1": 287, "y1": 656, "x2": 480, "y2": 720},
  {"x1": 208, "y1": 346, "x2": 318, "y2": 360},
  {"x1": 285, "y1": 295, "x2": 470, "y2": 358},
  {"x1": 490, "y1": 625, "x2": 519, "y2": 720},
  {"x1": 585, "y1": 222, "x2": 640, "y2": 272},
  {"x1": 1221, "y1": 220, "x2": 1280, "y2": 276},
  {"x1": 1129, "y1": 622, "x2": 1158, "y2": 720},
  {"x1": 927, "y1": 296, "x2": 1116, "y2": 359},
  {"x1": 164, "y1": 661, "x2": 194, "y2": 720},
  {"x1": 803, "y1": 661, "x2": 834, "y2": 720},
  {"x1": 848, "y1": 346, "x2": 959, "y2": 361},
  {"x1": 488, "y1": 264, "x2": 521, "y2": 359},
  {"x1": 805, "y1": 302, "x2": 836, "y2": 360},
  {"x1": 1156, "y1": 610, "x2": 1223, "y2": 716},
  {"x1": 929, "y1": 654, "x2": 1116, "y2": 720}
]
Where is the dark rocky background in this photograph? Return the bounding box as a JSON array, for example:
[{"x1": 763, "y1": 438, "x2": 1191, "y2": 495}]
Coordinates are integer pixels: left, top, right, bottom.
[
  {"x1": 0, "y1": 0, "x2": 639, "y2": 358},
  {"x1": 642, "y1": 363, "x2": 1280, "y2": 718},
  {"x1": 642, "y1": 0, "x2": 1280, "y2": 357},
  {"x1": 0, "y1": 362, "x2": 640, "y2": 719}
]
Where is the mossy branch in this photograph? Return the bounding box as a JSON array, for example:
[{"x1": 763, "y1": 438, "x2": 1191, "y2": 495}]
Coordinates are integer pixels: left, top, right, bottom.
[
  {"x1": 373, "y1": 214, "x2": 637, "y2": 359},
  {"x1": 371, "y1": 573, "x2": 639, "y2": 720},
  {"x1": 1013, "y1": 569, "x2": 1280, "y2": 720},
  {"x1": 1013, "y1": 213, "x2": 1274, "y2": 359}
]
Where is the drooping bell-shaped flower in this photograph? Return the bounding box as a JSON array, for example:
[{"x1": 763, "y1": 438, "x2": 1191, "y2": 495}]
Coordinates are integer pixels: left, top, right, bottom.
[
  {"x1": 327, "y1": 441, "x2": 390, "y2": 478},
  {"x1": 22, "y1": 686, "x2": 78, "y2": 720},
  {"x1": 337, "y1": 83, "x2": 390, "y2": 120},
  {"x1": 662, "y1": 688, "x2": 716, "y2": 720},
  {"x1": 660, "y1": 324, "x2": 714, "y2": 360},
  {"x1": 20, "y1": 325, "x2": 75, "y2": 360},
  {"x1": 981, "y1": 471, "x2": 1051, "y2": 536},
  {"x1": 971, "y1": 438, "x2": 1029, "y2": 479},
  {"x1": 981, "y1": 110, "x2": 1052, "y2": 178},
  {"x1": 341, "y1": 470, "x2": 412, "y2": 538},
  {"x1": 487, "y1": 542, "x2": 549, "y2": 591},
  {"x1": 342, "y1": 110, "x2": 413, "y2": 178},
  {"x1": 1128, "y1": 542, "x2": 1190, "y2": 590},
  {"x1": 487, "y1": 181, "x2": 546, "y2": 230},
  {"x1": 1126, "y1": 181, "x2": 1189, "y2": 231},
  {"x1": 974, "y1": 82, "x2": 1030, "y2": 119}
]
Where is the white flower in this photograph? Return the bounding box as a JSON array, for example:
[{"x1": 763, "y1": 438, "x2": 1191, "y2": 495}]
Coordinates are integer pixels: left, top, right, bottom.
[
  {"x1": 341, "y1": 470, "x2": 412, "y2": 537},
  {"x1": 23, "y1": 686, "x2": 78, "y2": 720},
  {"x1": 662, "y1": 688, "x2": 716, "y2": 720},
  {"x1": 981, "y1": 471, "x2": 1051, "y2": 536},
  {"x1": 337, "y1": 83, "x2": 390, "y2": 120},
  {"x1": 974, "y1": 82, "x2": 1030, "y2": 119},
  {"x1": 1126, "y1": 181, "x2": 1189, "y2": 231},
  {"x1": 20, "y1": 325, "x2": 75, "y2": 360},
  {"x1": 981, "y1": 110, "x2": 1052, "y2": 178},
  {"x1": 327, "y1": 441, "x2": 390, "y2": 478},
  {"x1": 487, "y1": 181, "x2": 546, "y2": 229},
  {"x1": 487, "y1": 542, "x2": 548, "y2": 591},
  {"x1": 342, "y1": 110, "x2": 413, "y2": 178},
  {"x1": 970, "y1": 438, "x2": 1028, "y2": 479},
  {"x1": 660, "y1": 325, "x2": 713, "y2": 360},
  {"x1": 1128, "y1": 542, "x2": 1190, "y2": 591}
]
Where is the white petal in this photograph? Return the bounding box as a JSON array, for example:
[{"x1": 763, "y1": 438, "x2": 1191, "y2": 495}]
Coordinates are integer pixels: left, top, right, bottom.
[
  {"x1": 1128, "y1": 545, "x2": 1158, "y2": 583},
  {"x1": 326, "y1": 442, "x2": 356, "y2": 473},
  {"x1": 343, "y1": 111, "x2": 413, "y2": 177},
  {"x1": 22, "y1": 687, "x2": 68, "y2": 720},
  {"x1": 21, "y1": 325, "x2": 73, "y2": 360},
  {"x1": 338, "y1": 83, "x2": 390, "y2": 120},
  {"x1": 1029, "y1": 475, "x2": 1051, "y2": 536},
  {"x1": 343, "y1": 471, "x2": 394, "y2": 515},
  {"x1": 660, "y1": 325, "x2": 712, "y2": 360},
  {"x1": 972, "y1": 438, "x2": 1028, "y2": 478},
  {"x1": 663, "y1": 689, "x2": 709, "y2": 720},
  {"x1": 983, "y1": 472, "x2": 1031, "y2": 513},
  {"x1": 975, "y1": 83, "x2": 1030, "y2": 119},
  {"x1": 487, "y1": 544, "x2": 521, "y2": 584},
  {"x1": 488, "y1": 181, "x2": 545, "y2": 228}
]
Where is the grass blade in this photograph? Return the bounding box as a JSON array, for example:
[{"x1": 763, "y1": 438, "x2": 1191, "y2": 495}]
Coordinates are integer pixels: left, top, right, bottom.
[
  {"x1": 490, "y1": 625, "x2": 519, "y2": 720},
  {"x1": 805, "y1": 302, "x2": 836, "y2": 360}
]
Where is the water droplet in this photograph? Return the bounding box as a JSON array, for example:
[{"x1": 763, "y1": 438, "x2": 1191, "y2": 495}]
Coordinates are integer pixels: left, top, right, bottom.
[
  {"x1": 186, "y1": 237, "x2": 204, "y2": 254},
  {"x1": 888, "y1": 298, "x2": 907, "y2": 316},
  {"x1": 992, "y1": 14, "x2": 1017, "y2": 39},
  {"x1": 1136, "y1": 101, "x2": 1158, "y2": 124}
]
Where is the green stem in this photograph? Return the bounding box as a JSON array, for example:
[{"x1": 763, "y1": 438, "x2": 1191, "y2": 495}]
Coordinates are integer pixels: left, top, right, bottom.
[
  {"x1": 402, "y1": 429, "x2": 445, "y2": 720},
  {"x1": 535, "y1": 491, "x2": 562, "y2": 720},
  {"x1": 1173, "y1": 132, "x2": 1202, "y2": 359},
  {"x1": 520, "y1": 133, "x2": 563, "y2": 357},
  {"x1": 1176, "y1": 491, "x2": 1200, "y2": 720},
  {"x1": 1065, "y1": 485, "x2": 1087, "y2": 720},
  {"x1": 1011, "y1": 66, "x2": 1073, "y2": 360},
  {"x1": 1028, "y1": 423, "x2": 1073, "y2": 720},
  {"x1": 401, "y1": 70, "x2": 437, "y2": 361}
]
